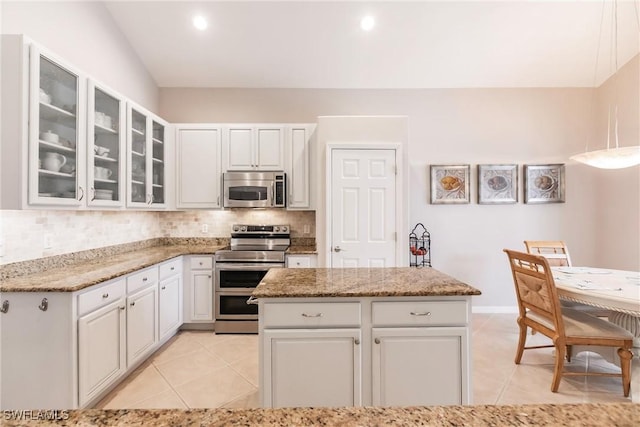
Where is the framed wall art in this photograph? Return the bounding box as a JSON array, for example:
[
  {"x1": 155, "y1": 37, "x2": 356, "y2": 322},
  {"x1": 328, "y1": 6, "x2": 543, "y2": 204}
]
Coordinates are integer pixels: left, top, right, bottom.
[
  {"x1": 477, "y1": 164, "x2": 518, "y2": 204},
  {"x1": 524, "y1": 164, "x2": 565, "y2": 204},
  {"x1": 430, "y1": 164, "x2": 470, "y2": 204}
]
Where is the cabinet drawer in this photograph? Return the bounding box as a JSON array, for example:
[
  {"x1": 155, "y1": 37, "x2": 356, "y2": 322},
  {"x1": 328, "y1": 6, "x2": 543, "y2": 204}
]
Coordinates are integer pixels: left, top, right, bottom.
[
  {"x1": 286, "y1": 255, "x2": 312, "y2": 268},
  {"x1": 263, "y1": 302, "x2": 361, "y2": 328},
  {"x1": 190, "y1": 256, "x2": 213, "y2": 270},
  {"x1": 78, "y1": 279, "x2": 126, "y2": 316},
  {"x1": 159, "y1": 258, "x2": 182, "y2": 280},
  {"x1": 127, "y1": 267, "x2": 159, "y2": 294},
  {"x1": 372, "y1": 300, "x2": 468, "y2": 327}
]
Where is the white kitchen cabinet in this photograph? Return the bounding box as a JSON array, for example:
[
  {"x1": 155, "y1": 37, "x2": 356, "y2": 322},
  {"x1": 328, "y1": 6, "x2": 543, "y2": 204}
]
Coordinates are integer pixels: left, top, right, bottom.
[
  {"x1": 175, "y1": 125, "x2": 222, "y2": 209},
  {"x1": 183, "y1": 256, "x2": 214, "y2": 323},
  {"x1": 127, "y1": 103, "x2": 169, "y2": 209},
  {"x1": 263, "y1": 328, "x2": 362, "y2": 408},
  {"x1": 260, "y1": 296, "x2": 472, "y2": 407},
  {"x1": 223, "y1": 125, "x2": 285, "y2": 171},
  {"x1": 78, "y1": 294, "x2": 126, "y2": 407},
  {"x1": 126, "y1": 282, "x2": 158, "y2": 367},
  {"x1": 372, "y1": 327, "x2": 467, "y2": 406},
  {"x1": 158, "y1": 258, "x2": 183, "y2": 341},
  {"x1": 286, "y1": 254, "x2": 317, "y2": 268},
  {"x1": 286, "y1": 124, "x2": 315, "y2": 209},
  {"x1": 87, "y1": 80, "x2": 126, "y2": 207}
]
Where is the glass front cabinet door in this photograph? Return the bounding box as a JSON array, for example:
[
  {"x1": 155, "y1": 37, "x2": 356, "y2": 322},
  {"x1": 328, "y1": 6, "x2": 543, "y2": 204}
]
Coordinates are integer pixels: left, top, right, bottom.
[
  {"x1": 87, "y1": 81, "x2": 125, "y2": 207},
  {"x1": 127, "y1": 104, "x2": 166, "y2": 208},
  {"x1": 29, "y1": 46, "x2": 86, "y2": 206}
]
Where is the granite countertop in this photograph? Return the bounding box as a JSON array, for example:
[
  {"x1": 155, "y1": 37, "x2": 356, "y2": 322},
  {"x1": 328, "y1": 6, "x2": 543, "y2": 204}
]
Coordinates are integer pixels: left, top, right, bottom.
[
  {"x1": 253, "y1": 267, "x2": 481, "y2": 298},
  {"x1": 286, "y1": 245, "x2": 317, "y2": 254},
  {"x1": 4, "y1": 404, "x2": 636, "y2": 426},
  {"x1": 0, "y1": 244, "x2": 226, "y2": 293}
]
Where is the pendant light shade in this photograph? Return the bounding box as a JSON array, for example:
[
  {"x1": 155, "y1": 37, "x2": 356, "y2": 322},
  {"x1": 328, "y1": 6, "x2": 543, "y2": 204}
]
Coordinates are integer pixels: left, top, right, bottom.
[{"x1": 570, "y1": 0, "x2": 640, "y2": 170}]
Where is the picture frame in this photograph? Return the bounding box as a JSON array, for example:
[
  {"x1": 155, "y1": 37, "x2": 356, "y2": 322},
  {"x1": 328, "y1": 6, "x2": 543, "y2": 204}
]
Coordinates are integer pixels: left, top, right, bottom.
[
  {"x1": 524, "y1": 164, "x2": 565, "y2": 204},
  {"x1": 477, "y1": 164, "x2": 518, "y2": 204},
  {"x1": 430, "y1": 164, "x2": 470, "y2": 204}
]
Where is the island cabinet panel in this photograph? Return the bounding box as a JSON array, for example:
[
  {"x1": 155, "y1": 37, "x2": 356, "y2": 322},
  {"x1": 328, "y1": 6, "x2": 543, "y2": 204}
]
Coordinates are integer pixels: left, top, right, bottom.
[
  {"x1": 263, "y1": 328, "x2": 362, "y2": 408},
  {"x1": 372, "y1": 327, "x2": 467, "y2": 406}
]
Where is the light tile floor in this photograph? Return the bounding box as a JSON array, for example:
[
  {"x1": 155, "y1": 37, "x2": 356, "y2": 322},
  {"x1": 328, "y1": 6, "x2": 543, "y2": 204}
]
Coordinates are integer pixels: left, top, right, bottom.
[{"x1": 96, "y1": 313, "x2": 631, "y2": 409}]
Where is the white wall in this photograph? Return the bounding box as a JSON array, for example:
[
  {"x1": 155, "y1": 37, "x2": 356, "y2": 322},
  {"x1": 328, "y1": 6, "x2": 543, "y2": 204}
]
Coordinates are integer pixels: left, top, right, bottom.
[
  {"x1": 159, "y1": 86, "x2": 608, "y2": 309},
  {"x1": 1, "y1": 0, "x2": 159, "y2": 111}
]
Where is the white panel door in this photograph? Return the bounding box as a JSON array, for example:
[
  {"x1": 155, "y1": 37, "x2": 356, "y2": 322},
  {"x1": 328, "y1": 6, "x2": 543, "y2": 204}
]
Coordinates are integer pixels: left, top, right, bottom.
[
  {"x1": 126, "y1": 285, "x2": 158, "y2": 367},
  {"x1": 158, "y1": 275, "x2": 182, "y2": 340},
  {"x1": 288, "y1": 127, "x2": 311, "y2": 208},
  {"x1": 190, "y1": 270, "x2": 213, "y2": 321},
  {"x1": 331, "y1": 149, "x2": 396, "y2": 267}
]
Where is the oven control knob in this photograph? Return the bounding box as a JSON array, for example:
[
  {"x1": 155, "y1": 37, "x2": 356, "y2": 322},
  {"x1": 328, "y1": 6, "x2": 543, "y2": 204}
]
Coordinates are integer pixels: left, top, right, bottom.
[
  {"x1": 241, "y1": 226, "x2": 247, "y2": 232},
  {"x1": 233, "y1": 225, "x2": 239, "y2": 232},
  {"x1": 275, "y1": 226, "x2": 280, "y2": 232},
  {"x1": 281, "y1": 226, "x2": 288, "y2": 232}
]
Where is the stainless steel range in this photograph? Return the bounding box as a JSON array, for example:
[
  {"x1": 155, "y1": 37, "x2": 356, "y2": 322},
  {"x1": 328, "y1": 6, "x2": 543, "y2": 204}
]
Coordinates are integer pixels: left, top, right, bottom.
[{"x1": 214, "y1": 224, "x2": 290, "y2": 333}]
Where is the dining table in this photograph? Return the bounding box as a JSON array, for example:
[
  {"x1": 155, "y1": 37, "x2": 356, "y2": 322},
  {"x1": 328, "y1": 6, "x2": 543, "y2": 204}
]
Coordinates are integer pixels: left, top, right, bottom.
[{"x1": 552, "y1": 266, "x2": 640, "y2": 402}]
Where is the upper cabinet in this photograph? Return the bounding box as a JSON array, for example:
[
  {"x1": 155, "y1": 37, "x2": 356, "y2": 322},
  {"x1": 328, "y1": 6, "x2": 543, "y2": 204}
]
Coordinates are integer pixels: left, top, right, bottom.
[
  {"x1": 29, "y1": 44, "x2": 86, "y2": 207},
  {"x1": 223, "y1": 125, "x2": 285, "y2": 171},
  {"x1": 175, "y1": 125, "x2": 222, "y2": 209},
  {"x1": 87, "y1": 81, "x2": 126, "y2": 207},
  {"x1": 126, "y1": 103, "x2": 169, "y2": 209},
  {"x1": 287, "y1": 124, "x2": 316, "y2": 210}
]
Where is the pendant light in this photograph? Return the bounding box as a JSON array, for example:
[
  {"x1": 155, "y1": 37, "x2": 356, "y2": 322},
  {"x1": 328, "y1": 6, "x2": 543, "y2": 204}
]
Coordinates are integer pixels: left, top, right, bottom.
[{"x1": 570, "y1": 0, "x2": 640, "y2": 169}]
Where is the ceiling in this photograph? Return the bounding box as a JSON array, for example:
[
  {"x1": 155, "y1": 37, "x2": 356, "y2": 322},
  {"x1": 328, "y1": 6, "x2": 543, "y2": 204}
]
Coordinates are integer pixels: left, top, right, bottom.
[{"x1": 104, "y1": 0, "x2": 640, "y2": 89}]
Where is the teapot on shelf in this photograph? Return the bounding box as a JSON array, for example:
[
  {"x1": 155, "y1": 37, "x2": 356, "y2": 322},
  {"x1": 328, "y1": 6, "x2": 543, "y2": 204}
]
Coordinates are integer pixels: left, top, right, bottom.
[{"x1": 41, "y1": 152, "x2": 66, "y2": 172}]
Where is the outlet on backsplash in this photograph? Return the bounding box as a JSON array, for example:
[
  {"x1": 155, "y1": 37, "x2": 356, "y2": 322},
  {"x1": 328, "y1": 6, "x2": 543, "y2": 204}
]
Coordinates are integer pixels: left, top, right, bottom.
[
  {"x1": 43, "y1": 234, "x2": 54, "y2": 249},
  {"x1": 303, "y1": 224, "x2": 310, "y2": 235},
  {"x1": 201, "y1": 224, "x2": 209, "y2": 234}
]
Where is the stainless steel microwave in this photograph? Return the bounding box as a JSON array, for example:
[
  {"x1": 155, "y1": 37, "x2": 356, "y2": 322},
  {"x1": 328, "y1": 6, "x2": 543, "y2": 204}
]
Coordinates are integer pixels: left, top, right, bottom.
[{"x1": 223, "y1": 171, "x2": 286, "y2": 208}]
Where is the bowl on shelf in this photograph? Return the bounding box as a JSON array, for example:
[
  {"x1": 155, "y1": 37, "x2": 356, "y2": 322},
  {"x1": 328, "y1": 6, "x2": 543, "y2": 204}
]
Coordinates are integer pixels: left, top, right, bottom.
[
  {"x1": 40, "y1": 130, "x2": 59, "y2": 143},
  {"x1": 94, "y1": 145, "x2": 110, "y2": 157},
  {"x1": 94, "y1": 189, "x2": 113, "y2": 200}
]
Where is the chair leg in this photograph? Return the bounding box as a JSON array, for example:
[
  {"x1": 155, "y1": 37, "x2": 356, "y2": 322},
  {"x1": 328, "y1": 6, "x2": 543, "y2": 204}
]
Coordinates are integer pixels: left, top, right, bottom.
[
  {"x1": 515, "y1": 318, "x2": 527, "y2": 364},
  {"x1": 566, "y1": 345, "x2": 572, "y2": 363},
  {"x1": 551, "y1": 340, "x2": 566, "y2": 392},
  {"x1": 617, "y1": 347, "x2": 633, "y2": 397}
]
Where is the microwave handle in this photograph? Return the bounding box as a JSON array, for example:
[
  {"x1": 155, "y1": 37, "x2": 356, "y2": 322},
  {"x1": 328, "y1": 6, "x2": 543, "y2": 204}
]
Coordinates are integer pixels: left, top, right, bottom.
[{"x1": 271, "y1": 182, "x2": 275, "y2": 206}]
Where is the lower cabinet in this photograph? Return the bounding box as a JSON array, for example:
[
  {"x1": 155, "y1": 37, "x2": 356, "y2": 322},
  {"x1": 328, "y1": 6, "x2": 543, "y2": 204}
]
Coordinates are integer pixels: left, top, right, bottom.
[
  {"x1": 183, "y1": 256, "x2": 214, "y2": 323},
  {"x1": 159, "y1": 274, "x2": 182, "y2": 340},
  {"x1": 78, "y1": 296, "x2": 126, "y2": 408},
  {"x1": 260, "y1": 297, "x2": 472, "y2": 408},
  {"x1": 263, "y1": 328, "x2": 361, "y2": 408},
  {"x1": 126, "y1": 284, "x2": 158, "y2": 367},
  {"x1": 285, "y1": 254, "x2": 317, "y2": 268},
  {"x1": 371, "y1": 327, "x2": 467, "y2": 406}
]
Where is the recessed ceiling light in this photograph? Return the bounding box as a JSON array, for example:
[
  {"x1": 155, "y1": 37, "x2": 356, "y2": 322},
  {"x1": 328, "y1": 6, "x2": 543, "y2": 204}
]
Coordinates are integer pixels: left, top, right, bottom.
[
  {"x1": 192, "y1": 15, "x2": 208, "y2": 31},
  {"x1": 360, "y1": 15, "x2": 375, "y2": 31}
]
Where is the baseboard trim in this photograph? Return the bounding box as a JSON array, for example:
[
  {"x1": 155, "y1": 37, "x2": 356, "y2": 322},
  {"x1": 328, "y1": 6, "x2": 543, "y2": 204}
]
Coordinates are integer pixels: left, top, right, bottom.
[{"x1": 472, "y1": 306, "x2": 519, "y2": 314}]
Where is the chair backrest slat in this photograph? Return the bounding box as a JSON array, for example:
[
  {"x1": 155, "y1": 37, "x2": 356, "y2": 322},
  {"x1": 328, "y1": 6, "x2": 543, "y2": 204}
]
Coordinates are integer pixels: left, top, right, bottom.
[{"x1": 524, "y1": 240, "x2": 572, "y2": 267}]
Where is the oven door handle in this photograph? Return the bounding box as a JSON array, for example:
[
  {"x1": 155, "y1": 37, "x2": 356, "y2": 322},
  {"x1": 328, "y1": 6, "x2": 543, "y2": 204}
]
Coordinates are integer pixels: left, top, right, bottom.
[
  {"x1": 246, "y1": 296, "x2": 259, "y2": 305},
  {"x1": 216, "y1": 263, "x2": 284, "y2": 270}
]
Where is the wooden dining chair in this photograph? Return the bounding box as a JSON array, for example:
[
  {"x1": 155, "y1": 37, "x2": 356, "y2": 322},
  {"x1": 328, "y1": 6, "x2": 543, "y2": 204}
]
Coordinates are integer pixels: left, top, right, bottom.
[
  {"x1": 523, "y1": 240, "x2": 611, "y2": 318},
  {"x1": 504, "y1": 249, "x2": 633, "y2": 396}
]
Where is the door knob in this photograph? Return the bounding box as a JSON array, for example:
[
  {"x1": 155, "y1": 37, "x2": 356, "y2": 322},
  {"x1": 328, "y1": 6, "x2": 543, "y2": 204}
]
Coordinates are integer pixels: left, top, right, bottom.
[{"x1": 333, "y1": 246, "x2": 344, "y2": 253}]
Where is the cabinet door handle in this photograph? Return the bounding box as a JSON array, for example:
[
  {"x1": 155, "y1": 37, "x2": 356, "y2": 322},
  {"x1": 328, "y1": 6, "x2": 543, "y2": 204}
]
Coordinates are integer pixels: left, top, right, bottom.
[
  {"x1": 142, "y1": 277, "x2": 148, "y2": 282},
  {"x1": 38, "y1": 298, "x2": 48, "y2": 311},
  {"x1": 208, "y1": 275, "x2": 212, "y2": 279},
  {"x1": 0, "y1": 300, "x2": 9, "y2": 314},
  {"x1": 170, "y1": 267, "x2": 175, "y2": 271},
  {"x1": 91, "y1": 187, "x2": 96, "y2": 201},
  {"x1": 410, "y1": 311, "x2": 431, "y2": 316},
  {"x1": 78, "y1": 186, "x2": 84, "y2": 201},
  {"x1": 354, "y1": 338, "x2": 360, "y2": 345},
  {"x1": 301, "y1": 312, "x2": 323, "y2": 318},
  {"x1": 130, "y1": 301, "x2": 136, "y2": 307},
  {"x1": 102, "y1": 293, "x2": 109, "y2": 299},
  {"x1": 374, "y1": 338, "x2": 381, "y2": 344},
  {"x1": 119, "y1": 306, "x2": 125, "y2": 311},
  {"x1": 161, "y1": 286, "x2": 166, "y2": 290},
  {"x1": 217, "y1": 196, "x2": 220, "y2": 206}
]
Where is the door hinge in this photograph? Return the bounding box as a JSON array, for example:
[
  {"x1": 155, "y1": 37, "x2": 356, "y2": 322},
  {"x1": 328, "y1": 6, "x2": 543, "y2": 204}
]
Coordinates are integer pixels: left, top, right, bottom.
[
  {"x1": 394, "y1": 231, "x2": 397, "y2": 241},
  {"x1": 394, "y1": 166, "x2": 398, "y2": 176}
]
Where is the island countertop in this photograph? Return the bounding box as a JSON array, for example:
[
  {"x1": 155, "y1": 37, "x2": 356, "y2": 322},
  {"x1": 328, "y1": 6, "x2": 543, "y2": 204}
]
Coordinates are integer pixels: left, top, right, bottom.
[{"x1": 253, "y1": 267, "x2": 481, "y2": 298}]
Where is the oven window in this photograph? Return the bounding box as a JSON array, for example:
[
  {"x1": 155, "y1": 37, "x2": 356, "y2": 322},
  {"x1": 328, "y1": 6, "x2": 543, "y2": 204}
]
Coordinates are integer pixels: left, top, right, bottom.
[
  {"x1": 228, "y1": 186, "x2": 267, "y2": 201},
  {"x1": 218, "y1": 295, "x2": 259, "y2": 316},
  {"x1": 219, "y1": 270, "x2": 269, "y2": 289}
]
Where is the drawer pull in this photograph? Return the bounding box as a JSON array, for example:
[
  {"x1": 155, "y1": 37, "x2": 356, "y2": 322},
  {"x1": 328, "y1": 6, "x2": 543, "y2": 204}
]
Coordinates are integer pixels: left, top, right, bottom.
[
  {"x1": 130, "y1": 301, "x2": 136, "y2": 307},
  {"x1": 0, "y1": 300, "x2": 9, "y2": 314},
  {"x1": 410, "y1": 311, "x2": 431, "y2": 316},
  {"x1": 170, "y1": 267, "x2": 175, "y2": 271},
  {"x1": 374, "y1": 338, "x2": 381, "y2": 344},
  {"x1": 142, "y1": 277, "x2": 148, "y2": 282},
  {"x1": 161, "y1": 286, "x2": 166, "y2": 290},
  {"x1": 301, "y1": 312, "x2": 323, "y2": 318},
  {"x1": 38, "y1": 298, "x2": 48, "y2": 311},
  {"x1": 199, "y1": 262, "x2": 203, "y2": 266},
  {"x1": 102, "y1": 293, "x2": 109, "y2": 299},
  {"x1": 119, "y1": 306, "x2": 125, "y2": 311}
]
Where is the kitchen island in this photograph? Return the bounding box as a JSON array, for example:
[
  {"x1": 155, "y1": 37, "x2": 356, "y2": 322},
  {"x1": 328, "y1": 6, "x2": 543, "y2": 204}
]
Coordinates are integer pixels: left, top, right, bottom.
[{"x1": 253, "y1": 267, "x2": 481, "y2": 408}]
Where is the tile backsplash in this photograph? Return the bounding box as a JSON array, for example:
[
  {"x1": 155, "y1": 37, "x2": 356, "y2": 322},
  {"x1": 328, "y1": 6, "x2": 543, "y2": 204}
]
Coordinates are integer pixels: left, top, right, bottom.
[{"x1": 0, "y1": 209, "x2": 315, "y2": 264}]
